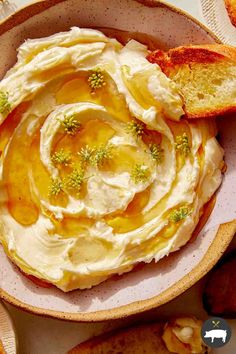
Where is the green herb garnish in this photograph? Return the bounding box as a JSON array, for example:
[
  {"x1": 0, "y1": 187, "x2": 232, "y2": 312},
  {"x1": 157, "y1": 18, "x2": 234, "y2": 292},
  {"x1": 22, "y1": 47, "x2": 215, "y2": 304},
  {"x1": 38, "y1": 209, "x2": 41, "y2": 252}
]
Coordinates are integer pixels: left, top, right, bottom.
[
  {"x1": 126, "y1": 119, "x2": 144, "y2": 138},
  {"x1": 59, "y1": 114, "x2": 81, "y2": 135},
  {"x1": 0, "y1": 90, "x2": 11, "y2": 115},
  {"x1": 51, "y1": 149, "x2": 72, "y2": 166},
  {"x1": 131, "y1": 164, "x2": 150, "y2": 184},
  {"x1": 64, "y1": 168, "x2": 84, "y2": 192},
  {"x1": 169, "y1": 206, "x2": 191, "y2": 223},
  {"x1": 91, "y1": 144, "x2": 114, "y2": 166},
  {"x1": 175, "y1": 133, "x2": 190, "y2": 157},
  {"x1": 88, "y1": 68, "x2": 106, "y2": 91},
  {"x1": 149, "y1": 143, "x2": 164, "y2": 164},
  {"x1": 78, "y1": 145, "x2": 95, "y2": 164},
  {"x1": 48, "y1": 178, "x2": 64, "y2": 197}
]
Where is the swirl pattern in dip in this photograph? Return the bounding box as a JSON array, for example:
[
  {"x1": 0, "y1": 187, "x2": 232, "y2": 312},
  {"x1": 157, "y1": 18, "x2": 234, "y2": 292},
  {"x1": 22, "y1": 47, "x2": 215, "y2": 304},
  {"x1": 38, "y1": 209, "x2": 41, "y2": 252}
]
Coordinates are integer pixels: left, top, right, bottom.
[{"x1": 0, "y1": 28, "x2": 224, "y2": 291}]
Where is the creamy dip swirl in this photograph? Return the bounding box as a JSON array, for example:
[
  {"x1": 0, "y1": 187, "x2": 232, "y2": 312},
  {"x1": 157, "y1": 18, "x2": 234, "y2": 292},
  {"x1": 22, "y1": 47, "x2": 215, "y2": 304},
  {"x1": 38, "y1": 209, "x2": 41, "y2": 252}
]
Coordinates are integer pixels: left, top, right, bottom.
[{"x1": 0, "y1": 28, "x2": 224, "y2": 291}]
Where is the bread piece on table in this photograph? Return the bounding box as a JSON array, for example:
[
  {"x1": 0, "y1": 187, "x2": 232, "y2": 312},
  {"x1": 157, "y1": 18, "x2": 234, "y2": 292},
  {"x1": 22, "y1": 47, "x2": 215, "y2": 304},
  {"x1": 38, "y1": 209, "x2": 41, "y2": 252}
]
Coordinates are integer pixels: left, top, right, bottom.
[
  {"x1": 225, "y1": 0, "x2": 236, "y2": 27},
  {"x1": 203, "y1": 252, "x2": 236, "y2": 317},
  {"x1": 147, "y1": 45, "x2": 236, "y2": 119},
  {"x1": 68, "y1": 317, "x2": 208, "y2": 354},
  {"x1": 68, "y1": 323, "x2": 169, "y2": 354}
]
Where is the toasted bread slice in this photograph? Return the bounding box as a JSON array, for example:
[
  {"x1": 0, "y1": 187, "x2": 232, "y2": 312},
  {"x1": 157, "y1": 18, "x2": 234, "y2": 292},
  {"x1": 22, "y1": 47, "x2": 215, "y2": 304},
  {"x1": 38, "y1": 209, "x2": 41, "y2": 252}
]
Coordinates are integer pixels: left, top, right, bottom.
[
  {"x1": 68, "y1": 323, "x2": 169, "y2": 354},
  {"x1": 147, "y1": 45, "x2": 236, "y2": 119},
  {"x1": 225, "y1": 0, "x2": 236, "y2": 27}
]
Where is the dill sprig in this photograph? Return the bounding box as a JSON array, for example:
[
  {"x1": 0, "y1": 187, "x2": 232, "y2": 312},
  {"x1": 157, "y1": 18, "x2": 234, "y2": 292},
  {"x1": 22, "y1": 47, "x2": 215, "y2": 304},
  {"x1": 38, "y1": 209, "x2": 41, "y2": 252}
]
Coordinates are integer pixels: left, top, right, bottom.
[
  {"x1": 149, "y1": 143, "x2": 164, "y2": 164},
  {"x1": 169, "y1": 206, "x2": 191, "y2": 223},
  {"x1": 131, "y1": 164, "x2": 150, "y2": 184},
  {"x1": 59, "y1": 114, "x2": 81, "y2": 135},
  {"x1": 126, "y1": 119, "x2": 144, "y2": 138},
  {"x1": 91, "y1": 144, "x2": 114, "y2": 166},
  {"x1": 51, "y1": 149, "x2": 72, "y2": 166},
  {"x1": 88, "y1": 68, "x2": 106, "y2": 91},
  {"x1": 0, "y1": 90, "x2": 11, "y2": 115},
  {"x1": 48, "y1": 178, "x2": 64, "y2": 197},
  {"x1": 64, "y1": 168, "x2": 84, "y2": 192},
  {"x1": 175, "y1": 133, "x2": 190, "y2": 157},
  {"x1": 78, "y1": 145, "x2": 95, "y2": 164}
]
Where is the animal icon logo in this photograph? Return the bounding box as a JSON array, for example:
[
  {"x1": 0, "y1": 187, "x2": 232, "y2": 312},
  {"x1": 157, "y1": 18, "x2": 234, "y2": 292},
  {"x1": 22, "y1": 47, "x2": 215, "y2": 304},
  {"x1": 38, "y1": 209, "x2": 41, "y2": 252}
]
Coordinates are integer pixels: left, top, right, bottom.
[
  {"x1": 201, "y1": 317, "x2": 231, "y2": 348},
  {"x1": 204, "y1": 329, "x2": 227, "y2": 343}
]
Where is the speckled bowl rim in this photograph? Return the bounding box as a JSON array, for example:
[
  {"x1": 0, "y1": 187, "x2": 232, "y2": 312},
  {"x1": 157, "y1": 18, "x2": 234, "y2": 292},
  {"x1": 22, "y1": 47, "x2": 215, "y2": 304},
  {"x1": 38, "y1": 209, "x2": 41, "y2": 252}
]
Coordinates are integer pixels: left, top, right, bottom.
[{"x1": 0, "y1": 0, "x2": 235, "y2": 322}]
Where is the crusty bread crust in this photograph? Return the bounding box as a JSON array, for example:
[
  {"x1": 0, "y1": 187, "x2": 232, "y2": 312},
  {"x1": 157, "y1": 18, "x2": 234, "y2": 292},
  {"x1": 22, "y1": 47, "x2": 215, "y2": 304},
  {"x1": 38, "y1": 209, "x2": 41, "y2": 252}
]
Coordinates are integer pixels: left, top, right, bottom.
[
  {"x1": 147, "y1": 44, "x2": 236, "y2": 73},
  {"x1": 147, "y1": 44, "x2": 236, "y2": 119},
  {"x1": 0, "y1": 340, "x2": 5, "y2": 354},
  {"x1": 186, "y1": 106, "x2": 236, "y2": 120},
  {"x1": 68, "y1": 323, "x2": 169, "y2": 354},
  {"x1": 225, "y1": 0, "x2": 236, "y2": 27}
]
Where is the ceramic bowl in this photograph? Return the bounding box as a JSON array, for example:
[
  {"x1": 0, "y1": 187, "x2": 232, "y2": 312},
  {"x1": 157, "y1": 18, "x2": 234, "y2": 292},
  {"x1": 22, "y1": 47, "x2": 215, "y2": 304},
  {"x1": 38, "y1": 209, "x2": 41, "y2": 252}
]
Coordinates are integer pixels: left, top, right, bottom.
[{"x1": 0, "y1": 0, "x2": 235, "y2": 321}]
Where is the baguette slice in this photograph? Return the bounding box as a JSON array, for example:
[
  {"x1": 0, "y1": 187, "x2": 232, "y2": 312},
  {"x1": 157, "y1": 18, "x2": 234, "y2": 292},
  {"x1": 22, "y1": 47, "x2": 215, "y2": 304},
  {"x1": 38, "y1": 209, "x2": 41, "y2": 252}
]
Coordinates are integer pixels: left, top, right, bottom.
[
  {"x1": 225, "y1": 0, "x2": 236, "y2": 27},
  {"x1": 147, "y1": 45, "x2": 236, "y2": 119},
  {"x1": 68, "y1": 323, "x2": 169, "y2": 354}
]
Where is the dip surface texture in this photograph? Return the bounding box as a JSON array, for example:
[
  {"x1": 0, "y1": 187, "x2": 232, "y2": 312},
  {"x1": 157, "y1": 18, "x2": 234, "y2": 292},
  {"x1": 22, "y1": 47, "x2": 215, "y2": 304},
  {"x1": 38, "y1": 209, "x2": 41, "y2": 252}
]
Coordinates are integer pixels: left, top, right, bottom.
[{"x1": 0, "y1": 28, "x2": 224, "y2": 291}]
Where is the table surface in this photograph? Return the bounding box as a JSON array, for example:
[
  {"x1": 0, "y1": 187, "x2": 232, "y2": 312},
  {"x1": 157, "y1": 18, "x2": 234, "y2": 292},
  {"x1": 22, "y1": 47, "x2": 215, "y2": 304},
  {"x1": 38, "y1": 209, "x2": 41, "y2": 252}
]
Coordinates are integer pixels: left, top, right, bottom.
[{"x1": 0, "y1": 1, "x2": 235, "y2": 353}]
